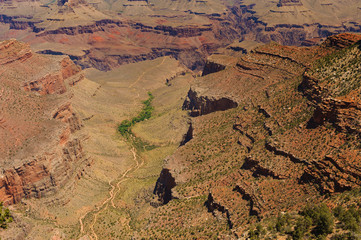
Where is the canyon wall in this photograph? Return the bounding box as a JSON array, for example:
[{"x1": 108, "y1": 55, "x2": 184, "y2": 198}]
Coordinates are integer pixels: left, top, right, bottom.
[{"x1": 0, "y1": 39, "x2": 88, "y2": 205}]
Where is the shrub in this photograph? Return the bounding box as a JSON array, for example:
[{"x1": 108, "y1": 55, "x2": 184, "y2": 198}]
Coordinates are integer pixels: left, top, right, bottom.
[
  {"x1": 292, "y1": 217, "x2": 312, "y2": 240},
  {"x1": 301, "y1": 203, "x2": 334, "y2": 236},
  {"x1": 248, "y1": 224, "x2": 266, "y2": 240},
  {"x1": 339, "y1": 211, "x2": 359, "y2": 232},
  {"x1": 335, "y1": 205, "x2": 361, "y2": 232},
  {"x1": 118, "y1": 119, "x2": 132, "y2": 135},
  {"x1": 0, "y1": 202, "x2": 12, "y2": 229},
  {"x1": 333, "y1": 206, "x2": 345, "y2": 218},
  {"x1": 275, "y1": 213, "x2": 291, "y2": 233}
]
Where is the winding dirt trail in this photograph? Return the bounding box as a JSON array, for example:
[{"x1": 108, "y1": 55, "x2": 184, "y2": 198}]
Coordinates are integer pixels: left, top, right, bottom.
[
  {"x1": 78, "y1": 180, "x2": 115, "y2": 237},
  {"x1": 110, "y1": 148, "x2": 144, "y2": 208},
  {"x1": 128, "y1": 57, "x2": 166, "y2": 89},
  {"x1": 78, "y1": 145, "x2": 145, "y2": 240}
]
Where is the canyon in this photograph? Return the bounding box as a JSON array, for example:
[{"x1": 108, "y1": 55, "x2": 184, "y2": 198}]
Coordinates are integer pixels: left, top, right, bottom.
[{"x1": 1, "y1": 0, "x2": 361, "y2": 239}]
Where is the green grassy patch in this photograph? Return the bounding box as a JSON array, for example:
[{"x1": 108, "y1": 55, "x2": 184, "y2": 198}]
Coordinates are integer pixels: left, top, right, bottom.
[{"x1": 118, "y1": 92, "x2": 154, "y2": 136}]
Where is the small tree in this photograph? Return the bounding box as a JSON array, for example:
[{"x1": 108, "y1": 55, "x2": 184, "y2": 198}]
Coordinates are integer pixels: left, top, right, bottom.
[{"x1": 0, "y1": 202, "x2": 12, "y2": 229}]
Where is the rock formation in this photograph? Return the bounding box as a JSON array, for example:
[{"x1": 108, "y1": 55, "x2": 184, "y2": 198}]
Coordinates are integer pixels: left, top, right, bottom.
[
  {"x1": 0, "y1": 39, "x2": 88, "y2": 205},
  {"x1": 153, "y1": 168, "x2": 176, "y2": 205},
  {"x1": 183, "y1": 88, "x2": 238, "y2": 117}
]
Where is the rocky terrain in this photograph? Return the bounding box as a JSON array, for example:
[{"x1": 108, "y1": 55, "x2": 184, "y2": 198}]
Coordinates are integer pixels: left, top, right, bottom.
[
  {"x1": 0, "y1": 39, "x2": 88, "y2": 205},
  {"x1": 140, "y1": 33, "x2": 361, "y2": 239},
  {"x1": 0, "y1": 0, "x2": 243, "y2": 72},
  {"x1": 242, "y1": 0, "x2": 361, "y2": 44}
]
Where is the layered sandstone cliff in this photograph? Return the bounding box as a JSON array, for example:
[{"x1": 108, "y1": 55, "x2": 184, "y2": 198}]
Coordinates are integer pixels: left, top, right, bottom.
[{"x1": 0, "y1": 39, "x2": 88, "y2": 205}]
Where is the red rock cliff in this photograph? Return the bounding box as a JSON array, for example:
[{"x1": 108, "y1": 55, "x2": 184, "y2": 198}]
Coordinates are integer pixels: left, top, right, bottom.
[{"x1": 0, "y1": 39, "x2": 87, "y2": 205}]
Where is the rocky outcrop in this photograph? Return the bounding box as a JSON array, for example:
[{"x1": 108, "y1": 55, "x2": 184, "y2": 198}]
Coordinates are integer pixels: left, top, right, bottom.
[
  {"x1": 322, "y1": 33, "x2": 361, "y2": 50},
  {"x1": 265, "y1": 141, "x2": 309, "y2": 165},
  {"x1": 233, "y1": 116, "x2": 255, "y2": 152},
  {"x1": 310, "y1": 97, "x2": 361, "y2": 134},
  {"x1": 153, "y1": 169, "x2": 176, "y2": 205},
  {"x1": 0, "y1": 138, "x2": 86, "y2": 205},
  {"x1": 300, "y1": 66, "x2": 361, "y2": 135},
  {"x1": 53, "y1": 103, "x2": 82, "y2": 133},
  {"x1": 0, "y1": 39, "x2": 33, "y2": 65},
  {"x1": 202, "y1": 60, "x2": 226, "y2": 76},
  {"x1": 241, "y1": 156, "x2": 286, "y2": 179},
  {"x1": 23, "y1": 73, "x2": 67, "y2": 95},
  {"x1": 23, "y1": 55, "x2": 80, "y2": 95},
  {"x1": 205, "y1": 192, "x2": 233, "y2": 229},
  {"x1": 183, "y1": 88, "x2": 238, "y2": 117},
  {"x1": 60, "y1": 57, "x2": 81, "y2": 79},
  {"x1": 201, "y1": 54, "x2": 238, "y2": 76},
  {"x1": 300, "y1": 155, "x2": 361, "y2": 194},
  {"x1": 180, "y1": 122, "x2": 193, "y2": 146},
  {"x1": 233, "y1": 183, "x2": 264, "y2": 217}
]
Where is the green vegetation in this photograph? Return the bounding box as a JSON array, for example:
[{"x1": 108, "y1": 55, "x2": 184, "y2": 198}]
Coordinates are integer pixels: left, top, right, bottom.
[
  {"x1": 331, "y1": 232, "x2": 358, "y2": 240},
  {"x1": 247, "y1": 197, "x2": 361, "y2": 240},
  {"x1": 301, "y1": 203, "x2": 334, "y2": 237},
  {"x1": 249, "y1": 203, "x2": 338, "y2": 240},
  {"x1": 275, "y1": 213, "x2": 292, "y2": 233},
  {"x1": 117, "y1": 92, "x2": 158, "y2": 151},
  {"x1": 248, "y1": 224, "x2": 266, "y2": 240},
  {"x1": 131, "y1": 134, "x2": 158, "y2": 152},
  {"x1": 291, "y1": 217, "x2": 312, "y2": 240},
  {"x1": 333, "y1": 205, "x2": 361, "y2": 232},
  {"x1": 118, "y1": 92, "x2": 154, "y2": 136},
  {"x1": 0, "y1": 202, "x2": 13, "y2": 229}
]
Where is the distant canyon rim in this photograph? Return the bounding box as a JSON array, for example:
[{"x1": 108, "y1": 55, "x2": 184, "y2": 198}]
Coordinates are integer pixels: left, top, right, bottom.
[{"x1": 0, "y1": 0, "x2": 360, "y2": 72}]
